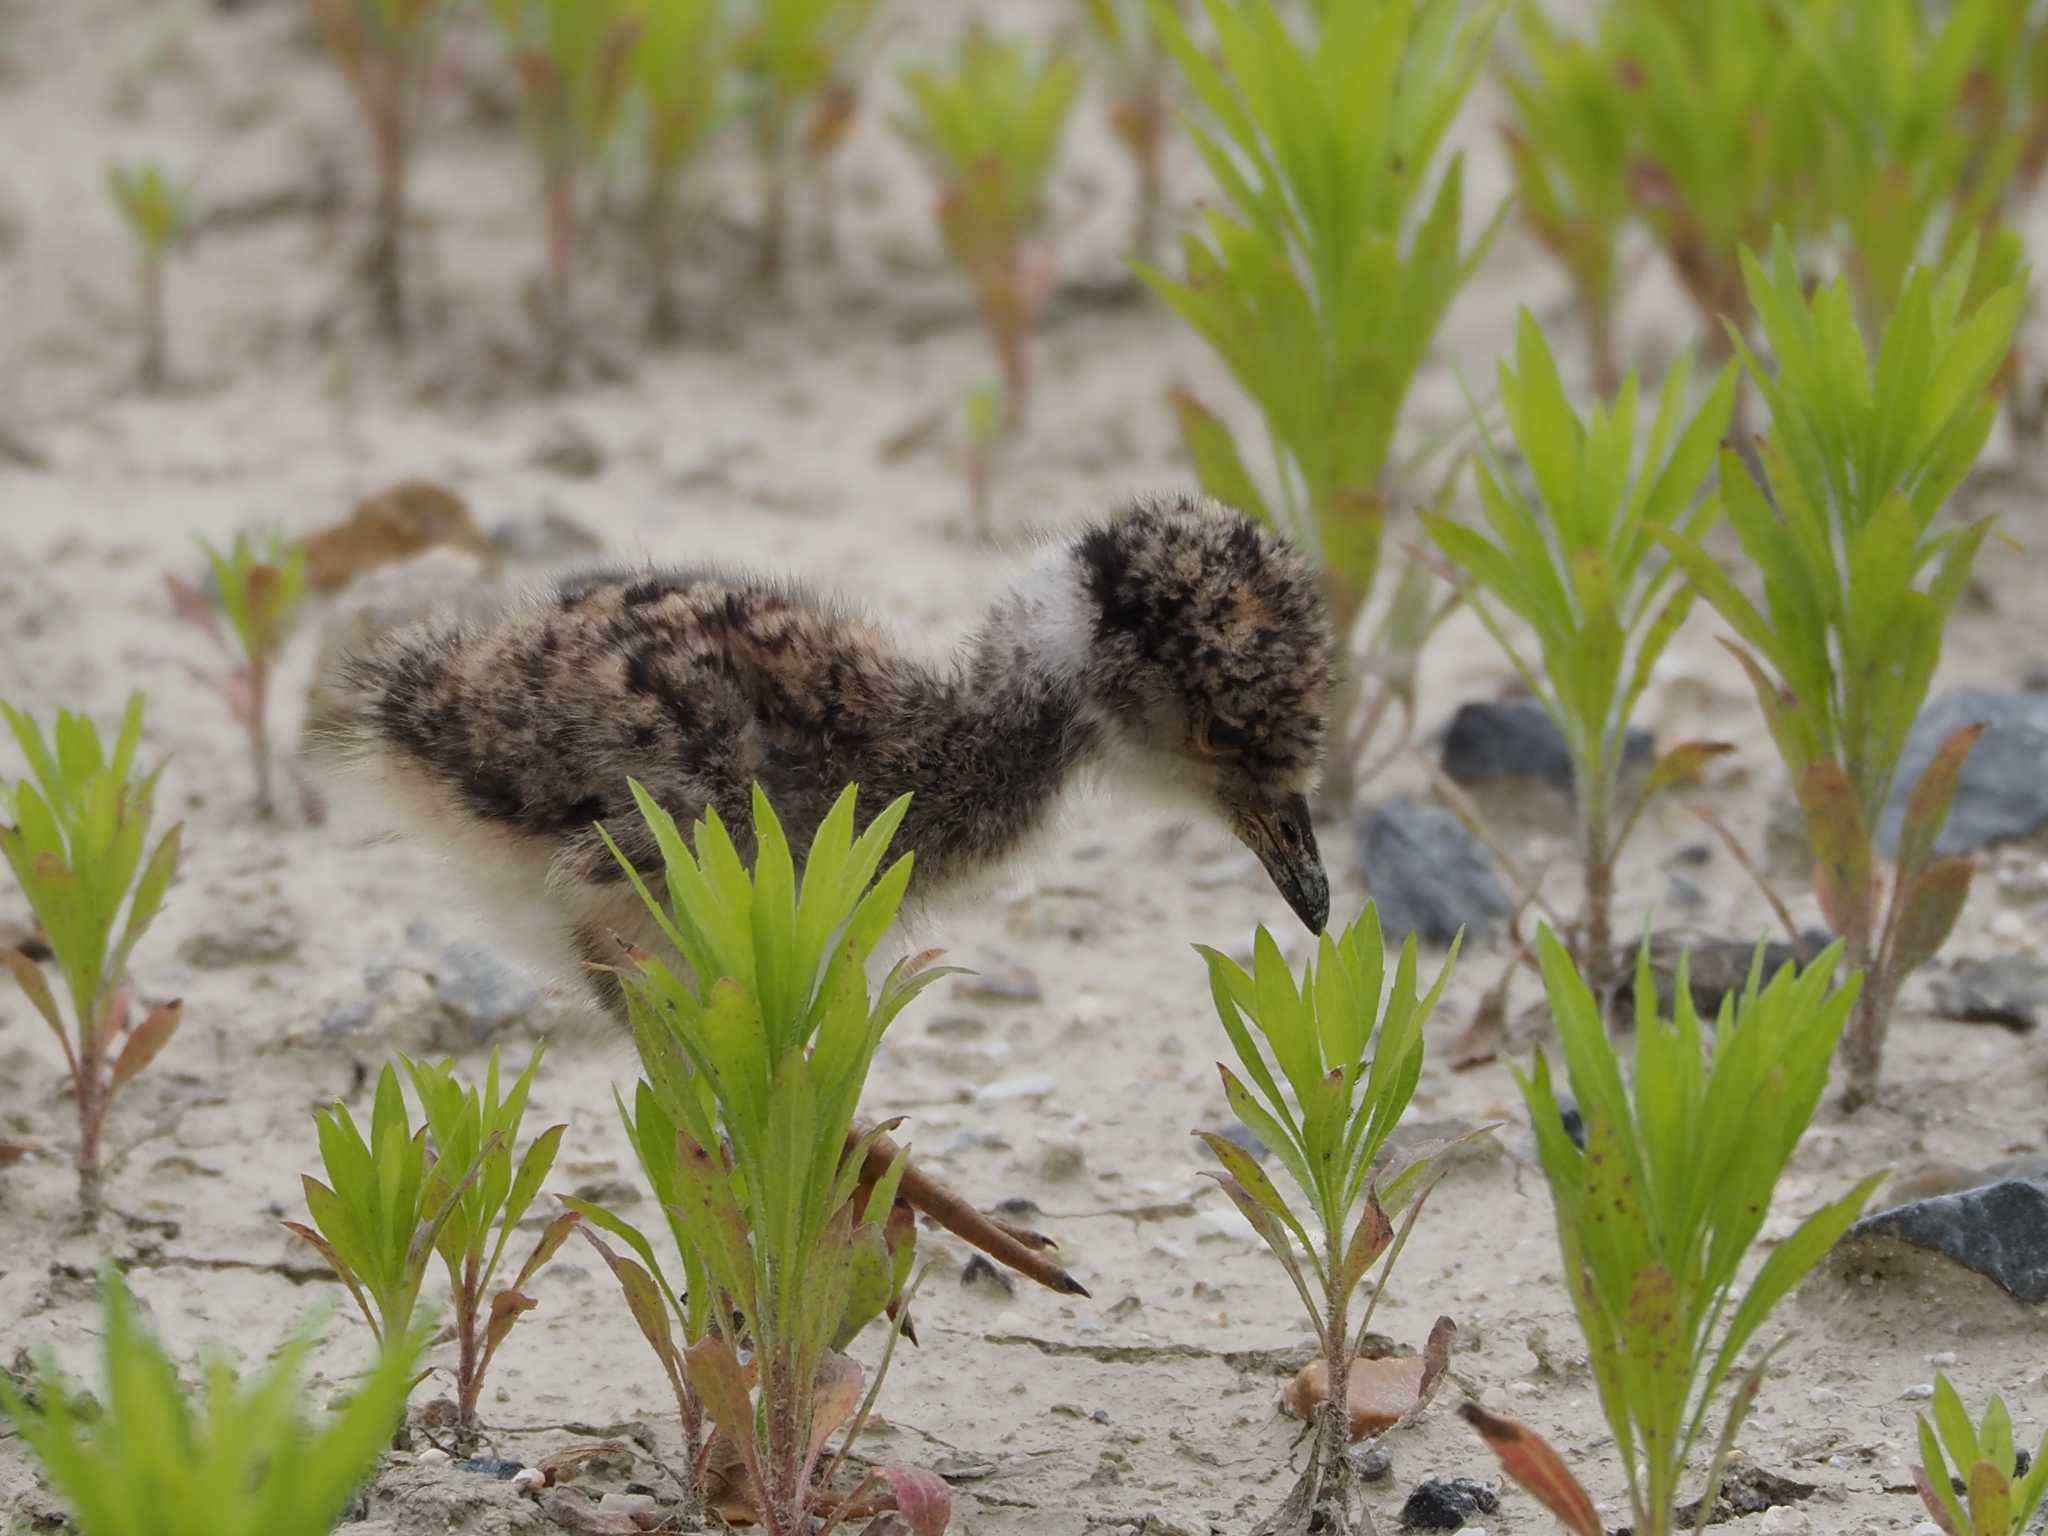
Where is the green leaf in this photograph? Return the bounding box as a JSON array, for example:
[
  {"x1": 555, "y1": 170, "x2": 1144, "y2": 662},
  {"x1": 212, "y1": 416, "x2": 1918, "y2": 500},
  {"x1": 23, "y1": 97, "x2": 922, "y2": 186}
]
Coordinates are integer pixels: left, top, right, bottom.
[{"x1": 1169, "y1": 388, "x2": 1273, "y2": 527}]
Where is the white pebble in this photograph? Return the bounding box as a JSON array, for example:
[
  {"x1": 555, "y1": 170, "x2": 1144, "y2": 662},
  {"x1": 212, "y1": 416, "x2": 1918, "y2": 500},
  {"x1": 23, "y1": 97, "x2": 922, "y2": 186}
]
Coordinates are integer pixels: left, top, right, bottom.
[
  {"x1": 511, "y1": 1468, "x2": 545, "y2": 1494},
  {"x1": 1480, "y1": 1385, "x2": 1512, "y2": 1413},
  {"x1": 416, "y1": 1448, "x2": 450, "y2": 1466},
  {"x1": 1757, "y1": 1505, "x2": 1809, "y2": 1534},
  {"x1": 1925, "y1": 1351, "x2": 1958, "y2": 1367},
  {"x1": 1902, "y1": 1383, "x2": 1937, "y2": 1400},
  {"x1": 599, "y1": 1493, "x2": 659, "y2": 1518}
]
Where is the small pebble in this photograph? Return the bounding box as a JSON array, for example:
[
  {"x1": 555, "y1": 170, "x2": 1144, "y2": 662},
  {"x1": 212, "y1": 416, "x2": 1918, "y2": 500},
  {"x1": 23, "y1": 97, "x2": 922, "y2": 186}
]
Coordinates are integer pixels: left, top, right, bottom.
[
  {"x1": 598, "y1": 1492, "x2": 660, "y2": 1518},
  {"x1": 1902, "y1": 1383, "x2": 1936, "y2": 1400},
  {"x1": 961, "y1": 1254, "x2": 1015, "y2": 1296},
  {"x1": 512, "y1": 1468, "x2": 546, "y2": 1494},
  {"x1": 1349, "y1": 1443, "x2": 1393, "y2": 1483},
  {"x1": 1399, "y1": 1477, "x2": 1498, "y2": 1530},
  {"x1": 417, "y1": 1448, "x2": 451, "y2": 1466},
  {"x1": 1925, "y1": 1350, "x2": 1958, "y2": 1367}
]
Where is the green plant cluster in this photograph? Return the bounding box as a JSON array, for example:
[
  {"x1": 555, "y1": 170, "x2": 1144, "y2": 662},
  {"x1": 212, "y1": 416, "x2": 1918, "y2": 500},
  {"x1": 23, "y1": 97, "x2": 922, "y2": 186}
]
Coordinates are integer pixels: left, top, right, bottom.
[{"x1": 1501, "y1": 0, "x2": 2041, "y2": 388}]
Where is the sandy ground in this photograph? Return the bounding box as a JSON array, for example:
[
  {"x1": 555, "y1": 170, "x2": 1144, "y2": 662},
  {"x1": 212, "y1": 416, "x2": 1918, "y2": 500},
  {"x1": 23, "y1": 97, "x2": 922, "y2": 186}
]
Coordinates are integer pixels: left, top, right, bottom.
[{"x1": 3, "y1": 2, "x2": 2047, "y2": 1533}]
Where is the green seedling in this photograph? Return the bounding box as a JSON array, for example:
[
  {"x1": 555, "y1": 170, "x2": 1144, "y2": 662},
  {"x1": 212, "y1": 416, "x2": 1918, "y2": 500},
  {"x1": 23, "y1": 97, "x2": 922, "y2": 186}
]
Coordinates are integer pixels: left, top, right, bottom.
[
  {"x1": 285, "y1": 1062, "x2": 494, "y2": 1364},
  {"x1": 1657, "y1": 231, "x2": 2027, "y2": 1109},
  {"x1": 1789, "y1": 0, "x2": 2023, "y2": 336},
  {"x1": 0, "y1": 1268, "x2": 422, "y2": 1536},
  {"x1": 484, "y1": 0, "x2": 640, "y2": 382},
  {"x1": 630, "y1": 0, "x2": 729, "y2": 339},
  {"x1": 598, "y1": 781, "x2": 953, "y2": 1534},
  {"x1": 896, "y1": 27, "x2": 1080, "y2": 426},
  {"x1": 1965, "y1": 4, "x2": 2048, "y2": 212},
  {"x1": 1, "y1": 694, "x2": 182, "y2": 1221},
  {"x1": 1497, "y1": 0, "x2": 1633, "y2": 393},
  {"x1": 311, "y1": 0, "x2": 460, "y2": 338},
  {"x1": 1077, "y1": 0, "x2": 1183, "y2": 260},
  {"x1": 1607, "y1": 0, "x2": 1827, "y2": 358},
  {"x1": 1428, "y1": 314, "x2": 1736, "y2": 995},
  {"x1": 106, "y1": 161, "x2": 191, "y2": 390},
  {"x1": 1463, "y1": 928, "x2": 1882, "y2": 1536},
  {"x1": 1140, "y1": 0, "x2": 1505, "y2": 809},
  {"x1": 1915, "y1": 1375, "x2": 2048, "y2": 1536},
  {"x1": 400, "y1": 1045, "x2": 578, "y2": 1443},
  {"x1": 165, "y1": 531, "x2": 307, "y2": 819},
  {"x1": 734, "y1": 0, "x2": 881, "y2": 279},
  {"x1": 1196, "y1": 904, "x2": 1460, "y2": 1535},
  {"x1": 561, "y1": 1078, "x2": 719, "y2": 1513}
]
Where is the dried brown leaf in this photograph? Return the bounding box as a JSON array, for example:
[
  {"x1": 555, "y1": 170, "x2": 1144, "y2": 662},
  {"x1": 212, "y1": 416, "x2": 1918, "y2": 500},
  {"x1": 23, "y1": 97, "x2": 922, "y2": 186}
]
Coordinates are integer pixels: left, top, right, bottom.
[
  {"x1": 1797, "y1": 759, "x2": 1873, "y2": 945},
  {"x1": 1896, "y1": 722, "x2": 1987, "y2": 884},
  {"x1": 109, "y1": 999, "x2": 181, "y2": 1096},
  {"x1": 1459, "y1": 1401, "x2": 1602, "y2": 1536},
  {"x1": 1890, "y1": 857, "x2": 1975, "y2": 981}
]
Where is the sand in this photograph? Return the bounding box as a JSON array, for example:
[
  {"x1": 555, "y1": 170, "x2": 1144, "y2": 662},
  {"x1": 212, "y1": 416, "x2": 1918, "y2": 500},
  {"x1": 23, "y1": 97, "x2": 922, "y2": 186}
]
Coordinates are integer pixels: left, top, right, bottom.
[{"x1": 2, "y1": 2, "x2": 2046, "y2": 1533}]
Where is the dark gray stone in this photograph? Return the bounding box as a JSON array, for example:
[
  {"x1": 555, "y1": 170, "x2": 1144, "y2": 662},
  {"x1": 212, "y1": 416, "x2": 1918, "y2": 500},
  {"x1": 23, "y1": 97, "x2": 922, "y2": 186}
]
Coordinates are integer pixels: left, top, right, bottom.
[
  {"x1": 1924, "y1": 955, "x2": 2048, "y2": 1032},
  {"x1": 1359, "y1": 796, "x2": 1510, "y2": 947},
  {"x1": 1399, "y1": 1477, "x2": 1498, "y2": 1529},
  {"x1": 1439, "y1": 699, "x2": 1651, "y2": 791},
  {"x1": 1841, "y1": 1179, "x2": 2048, "y2": 1303},
  {"x1": 1875, "y1": 689, "x2": 2048, "y2": 857}
]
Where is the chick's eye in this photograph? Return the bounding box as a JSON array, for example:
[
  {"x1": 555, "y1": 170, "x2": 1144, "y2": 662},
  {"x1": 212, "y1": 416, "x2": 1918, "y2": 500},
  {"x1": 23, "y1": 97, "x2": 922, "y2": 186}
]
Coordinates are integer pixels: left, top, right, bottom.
[{"x1": 1202, "y1": 719, "x2": 1254, "y2": 754}]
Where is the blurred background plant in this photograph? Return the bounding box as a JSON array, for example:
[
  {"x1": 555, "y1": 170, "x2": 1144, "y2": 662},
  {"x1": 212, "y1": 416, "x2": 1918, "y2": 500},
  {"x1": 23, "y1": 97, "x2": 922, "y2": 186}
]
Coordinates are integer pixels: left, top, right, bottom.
[
  {"x1": 896, "y1": 25, "x2": 1082, "y2": 426},
  {"x1": 484, "y1": 0, "x2": 640, "y2": 383},
  {"x1": 734, "y1": 0, "x2": 881, "y2": 280},
  {"x1": 629, "y1": 0, "x2": 731, "y2": 340},
  {"x1": 0, "y1": 1269, "x2": 422, "y2": 1536},
  {"x1": 1, "y1": 695, "x2": 182, "y2": 1222},
  {"x1": 105, "y1": 161, "x2": 191, "y2": 391},
  {"x1": 1141, "y1": 0, "x2": 1505, "y2": 813},
  {"x1": 1077, "y1": 0, "x2": 1182, "y2": 262},
  {"x1": 165, "y1": 532, "x2": 307, "y2": 820},
  {"x1": 311, "y1": 0, "x2": 460, "y2": 340},
  {"x1": 1497, "y1": 1, "x2": 1632, "y2": 393}
]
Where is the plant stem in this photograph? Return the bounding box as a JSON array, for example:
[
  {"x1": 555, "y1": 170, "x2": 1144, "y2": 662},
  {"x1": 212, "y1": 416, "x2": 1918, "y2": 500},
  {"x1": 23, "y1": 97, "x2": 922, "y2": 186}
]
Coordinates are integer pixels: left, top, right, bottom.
[
  {"x1": 757, "y1": 130, "x2": 789, "y2": 283},
  {"x1": 1579, "y1": 809, "x2": 1615, "y2": 1007},
  {"x1": 370, "y1": 99, "x2": 412, "y2": 342},
  {"x1": 645, "y1": 175, "x2": 682, "y2": 343},
  {"x1": 1839, "y1": 918, "x2": 1890, "y2": 1111},
  {"x1": 75, "y1": 1059, "x2": 104, "y2": 1225},
  {"x1": 138, "y1": 256, "x2": 167, "y2": 392},
  {"x1": 541, "y1": 158, "x2": 575, "y2": 386},
  {"x1": 249, "y1": 660, "x2": 275, "y2": 820},
  {"x1": 456, "y1": 1258, "x2": 483, "y2": 1440}
]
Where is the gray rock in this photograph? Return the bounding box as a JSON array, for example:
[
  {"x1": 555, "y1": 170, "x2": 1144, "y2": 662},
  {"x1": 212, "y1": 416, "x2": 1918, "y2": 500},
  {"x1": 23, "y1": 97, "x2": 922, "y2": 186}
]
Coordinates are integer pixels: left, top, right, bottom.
[
  {"x1": 1359, "y1": 797, "x2": 1509, "y2": 946},
  {"x1": 434, "y1": 943, "x2": 542, "y2": 1036},
  {"x1": 1439, "y1": 699, "x2": 1651, "y2": 791},
  {"x1": 178, "y1": 918, "x2": 299, "y2": 969},
  {"x1": 1840, "y1": 1179, "x2": 2048, "y2": 1303},
  {"x1": 1876, "y1": 689, "x2": 2048, "y2": 857},
  {"x1": 491, "y1": 508, "x2": 604, "y2": 563},
  {"x1": 1924, "y1": 955, "x2": 2048, "y2": 1032}
]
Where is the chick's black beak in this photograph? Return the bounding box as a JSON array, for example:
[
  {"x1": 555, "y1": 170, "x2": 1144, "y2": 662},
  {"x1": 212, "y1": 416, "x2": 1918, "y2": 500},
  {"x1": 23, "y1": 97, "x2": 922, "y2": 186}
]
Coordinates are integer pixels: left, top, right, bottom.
[{"x1": 1233, "y1": 791, "x2": 1330, "y2": 934}]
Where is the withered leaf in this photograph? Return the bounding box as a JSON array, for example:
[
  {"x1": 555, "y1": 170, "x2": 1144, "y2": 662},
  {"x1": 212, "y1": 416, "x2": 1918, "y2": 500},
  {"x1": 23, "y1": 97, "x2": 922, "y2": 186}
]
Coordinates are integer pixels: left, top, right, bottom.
[{"x1": 1459, "y1": 1401, "x2": 1602, "y2": 1536}]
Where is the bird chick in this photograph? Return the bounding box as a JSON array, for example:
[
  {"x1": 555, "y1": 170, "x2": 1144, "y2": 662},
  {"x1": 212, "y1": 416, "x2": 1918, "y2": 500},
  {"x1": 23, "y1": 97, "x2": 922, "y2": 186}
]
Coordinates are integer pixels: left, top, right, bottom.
[
  {"x1": 326, "y1": 493, "x2": 1333, "y2": 1292},
  {"x1": 335, "y1": 492, "x2": 1333, "y2": 957}
]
